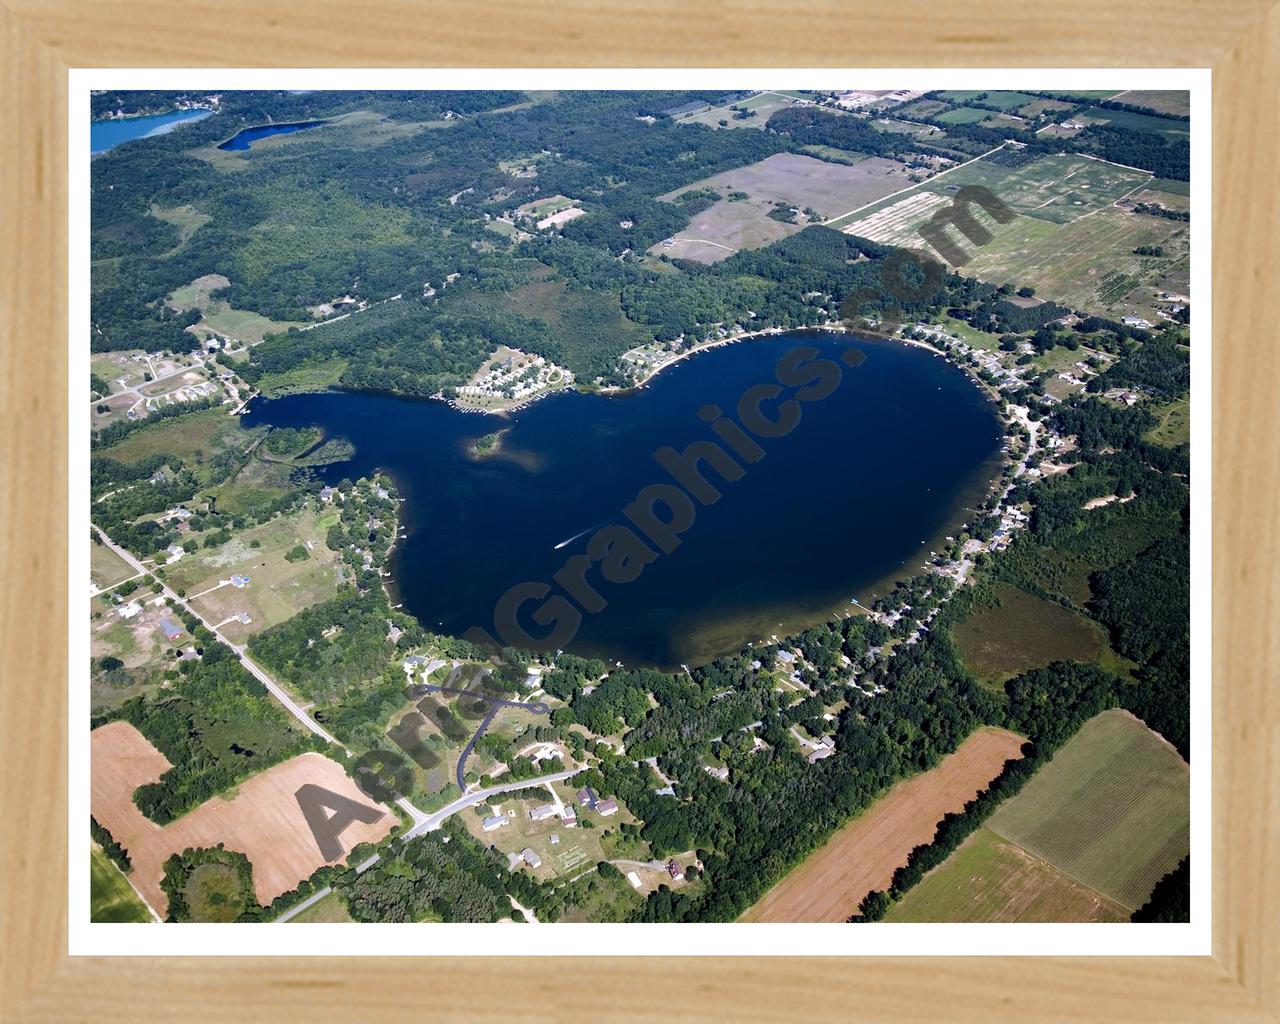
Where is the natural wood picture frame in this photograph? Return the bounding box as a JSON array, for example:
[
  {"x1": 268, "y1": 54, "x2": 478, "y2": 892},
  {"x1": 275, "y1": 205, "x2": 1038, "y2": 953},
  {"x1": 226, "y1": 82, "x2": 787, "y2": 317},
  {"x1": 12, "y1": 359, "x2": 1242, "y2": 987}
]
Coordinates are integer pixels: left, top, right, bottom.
[{"x1": 2, "y1": 1, "x2": 1276, "y2": 1019}]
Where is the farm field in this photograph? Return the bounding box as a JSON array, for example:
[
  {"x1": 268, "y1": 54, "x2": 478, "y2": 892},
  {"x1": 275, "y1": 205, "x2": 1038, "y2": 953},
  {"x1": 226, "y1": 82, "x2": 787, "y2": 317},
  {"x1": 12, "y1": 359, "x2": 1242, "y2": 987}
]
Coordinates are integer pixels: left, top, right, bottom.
[
  {"x1": 962, "y1": 207, "x2": 1190, "y2": 318},
  {"x1": 164, "y1": 507, "x2": 342, "y2": 643},
  {"x1": 656, "y1": 153, "x2": 917, "y2": 262},
  {"x1": 836, "y1": 152, "x2": 1151, "y2": 234},
  {"x1": 937, "y1": 91, "x2": 1039, "y2": 111},
  {"x1": 884, "y1": 826, "x2": 1128, "y2": 922},
  {"x1": 740, "y1": 726, "x2": 1026, "y2": 922},
  {"x1": 1109, "y1": 90, "x2": 1191, "y2": 117},
  {"x1": 935, "y1": 105, "x2": 990, "y2": 125},
  {"x1": 90, "y1": 844, "x2": 154, "y2": 923},
  {"x1": 1077, "y1": 105, "x2": 1190, "y2": 137},
  {"x1": 987, "y1": 709, "x2": 1189, "y2": 910},
  {"x1": 91, "y1": 722, "x2": 395, "y2": 916},
  {"x1": 952, "y1": 583, "x2": 1110, "y2": 687}
]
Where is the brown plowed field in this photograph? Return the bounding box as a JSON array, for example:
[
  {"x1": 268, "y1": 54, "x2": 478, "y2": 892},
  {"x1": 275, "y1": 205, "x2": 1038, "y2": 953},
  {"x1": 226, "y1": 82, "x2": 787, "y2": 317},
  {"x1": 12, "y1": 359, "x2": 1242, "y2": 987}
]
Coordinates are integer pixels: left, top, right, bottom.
[
  {"x1": 741, "y1": 726, "x2": 1025, "y2": 922},
  {"x1": 91, "y1": 722, "x2": 393, "y2": 916}
]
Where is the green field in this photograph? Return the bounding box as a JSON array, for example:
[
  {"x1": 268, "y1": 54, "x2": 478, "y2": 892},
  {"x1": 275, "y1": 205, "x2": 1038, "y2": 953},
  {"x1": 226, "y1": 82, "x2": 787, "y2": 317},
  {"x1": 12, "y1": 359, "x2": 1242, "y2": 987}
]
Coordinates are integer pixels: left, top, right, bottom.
[
  {"x1": 98, "y1": 407, "x2": 250, "y2": 477},
  {"x1": 90, "y1": 845, "x2": 152, "y2": 923},
  {"x1": 987, "y1": 709, "x2": 1190, "y2": 910},
  {"x1": 1078, "y1": 106, "x2": 1190, "y2": 138},
  {"x1": 885, "y1": 826, "x2": 1128, "y2": 922},
  {"x1": 936, "y1": 91, "x2": 1039, "y2": 111},
  {"x1": 935, "y1": 106, "x2": 992, "y2": 125},
  {"x1": 953, "y1": 583, "x2": 1109, "y2": 687}
]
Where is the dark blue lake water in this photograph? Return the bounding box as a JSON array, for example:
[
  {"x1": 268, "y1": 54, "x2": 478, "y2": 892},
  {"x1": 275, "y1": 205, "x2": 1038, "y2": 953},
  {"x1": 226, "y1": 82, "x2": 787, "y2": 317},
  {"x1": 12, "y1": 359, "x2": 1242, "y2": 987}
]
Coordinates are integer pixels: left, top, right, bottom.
[
  {"x1": 217, "y1": 120, "x2": 328, "y2": 151},
  {"x1": 243, "y1": 331, "x2": 1004, "y2": 668},
  {"x1": 91, "y1": 109, "x2": 212, "y2": 155}
]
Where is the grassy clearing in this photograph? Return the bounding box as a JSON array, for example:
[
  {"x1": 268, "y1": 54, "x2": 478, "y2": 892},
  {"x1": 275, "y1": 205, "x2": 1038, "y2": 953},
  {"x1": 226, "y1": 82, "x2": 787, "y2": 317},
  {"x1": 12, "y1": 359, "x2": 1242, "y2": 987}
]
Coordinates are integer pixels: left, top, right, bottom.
[
  {"x1": 150, "y1": 203, "x2": 211, "y2": 254},
  {"x1": 1146, "y1": 395, "x2": 1191, "y2": 447},
  {"x1": 255, "y1": 357, "x2": 349, "y2": 397},
  {"x1": 885, "y1": 826, "x2": 1128, "y2": 922},
  {"x1": 284, "y1": 889, "x2": 353, "y2": 922},
  {"x1": 987, "y1": 709, "x2": 1190, "y2": 910},
  {"x1": 952, "y1": 583, "x2": 1107, "y2": 687},
  {"x1": 91, "y1": 845, "x2": 153, "y2": 922}
]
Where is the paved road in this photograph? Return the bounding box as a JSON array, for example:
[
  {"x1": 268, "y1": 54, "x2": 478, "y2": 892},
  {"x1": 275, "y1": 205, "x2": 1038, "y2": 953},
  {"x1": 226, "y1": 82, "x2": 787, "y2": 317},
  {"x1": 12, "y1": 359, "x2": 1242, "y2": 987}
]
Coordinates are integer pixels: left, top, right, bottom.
[{"x1": 415, "y1": 683, "x2": 550, "y2": 791}]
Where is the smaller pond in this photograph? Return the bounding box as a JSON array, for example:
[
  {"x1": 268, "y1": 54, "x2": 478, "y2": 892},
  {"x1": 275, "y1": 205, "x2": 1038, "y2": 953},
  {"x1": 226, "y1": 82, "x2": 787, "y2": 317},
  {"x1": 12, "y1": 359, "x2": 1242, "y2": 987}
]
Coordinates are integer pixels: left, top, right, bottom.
[
  {"x1": 217, "y1": 120, "x2": 329, "y2": 151},
  {"x1": 91, "y1": 109, "x2": 212, "y2": 155}
]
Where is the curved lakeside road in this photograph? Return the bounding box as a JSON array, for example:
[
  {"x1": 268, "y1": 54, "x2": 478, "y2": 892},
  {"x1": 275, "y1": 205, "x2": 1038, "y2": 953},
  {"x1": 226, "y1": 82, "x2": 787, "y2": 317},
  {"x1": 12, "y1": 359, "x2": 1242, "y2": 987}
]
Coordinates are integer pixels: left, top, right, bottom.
[{"x1": 414, "y1": 682, "x2": 550, "y2": 791}]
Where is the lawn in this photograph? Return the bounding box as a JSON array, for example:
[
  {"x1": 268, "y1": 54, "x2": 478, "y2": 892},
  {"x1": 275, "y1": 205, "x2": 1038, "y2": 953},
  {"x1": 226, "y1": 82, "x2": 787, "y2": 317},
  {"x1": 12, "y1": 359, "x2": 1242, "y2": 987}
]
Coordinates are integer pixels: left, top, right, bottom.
[
  {"x1": 952, "y1": 583, "x2": 1108, "y2": 687},
  {"x1": 987, "y1": 709, "x2": 1190, "y2": 910},
  {"x1": 884, "y1": 826, "x2": 1128, "y2": 922},
  {"x1": 90, "y1": 845, "x2": 153, "y2": 923}
]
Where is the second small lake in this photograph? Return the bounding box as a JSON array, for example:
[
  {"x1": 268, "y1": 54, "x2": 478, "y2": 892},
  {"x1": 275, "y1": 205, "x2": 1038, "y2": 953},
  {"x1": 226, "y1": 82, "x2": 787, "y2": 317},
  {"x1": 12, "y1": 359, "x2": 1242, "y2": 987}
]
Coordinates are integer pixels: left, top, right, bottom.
[{"x1": 91, "y1": 109, "x2": 212, "y2": 155}]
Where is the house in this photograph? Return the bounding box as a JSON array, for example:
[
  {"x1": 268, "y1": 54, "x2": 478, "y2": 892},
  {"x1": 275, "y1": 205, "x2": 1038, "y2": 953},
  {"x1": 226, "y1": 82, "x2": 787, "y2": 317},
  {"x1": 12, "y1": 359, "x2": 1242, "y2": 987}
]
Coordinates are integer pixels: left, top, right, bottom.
[
  {"x1": 157, "y1": 616, "x2": 184, "y2": 641},
  {"x1": 549, "y1": 833, "x2": 560, "y2": 845},
  {"x1": 403, "y1": 654, "x2": 427, "y2": 670},
  {"x1": 1121, "y1": 316, "x2": 1152, "y2": 329},
  {"x1": 528, "y1": 804, "x2": 558, "y2": 822},
  {"x1": 561, "y1": 806, "x2": 577, "y2": 827},
  {"x1": 775, "y1": 650, "x2": 796, "y2": 666},
  {"x1": 319, "y1": 486, "x2": 336, "y2": 503},
  {"x1": 230, "y1": 574, "x2": 250, "y2": 588},
  {"x1": 166, "y1": 544, "x2": 185, "y2": 564},
  {"x1": 595, "y1": 797, "x2": 618, "y2": 817},
  {"x1": 807, "y1": 746, "x2": 835, "y2": 764},
  {"x1": 116, "y1": 601, "x2": 142, "y2": 620},
  {"x1": 704, "y1": 765, "x2": 730, "y2": 782},
  {"x1": 521, "y1": 848, "x2": 541, "y2": 869},
  {"x1": 654, "y1": 785, "x2": 676, "y2": 798},
  {"x1": 482, "y1": 815, "x2": 509, "y2": 833},
  {"x1": 577, "y1": 787, "x2": 597, "y2": 808},
  {"x1": 667, "y1": 859, "x2": 685, "y2": 882}
]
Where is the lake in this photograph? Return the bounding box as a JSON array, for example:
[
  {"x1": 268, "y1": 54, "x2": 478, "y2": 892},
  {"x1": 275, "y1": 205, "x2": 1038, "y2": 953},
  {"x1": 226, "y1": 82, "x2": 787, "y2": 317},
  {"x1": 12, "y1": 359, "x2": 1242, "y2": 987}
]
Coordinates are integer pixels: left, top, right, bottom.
[
  {"x1": 243, "y1": 330, "x2": 1004, "y2": 669},
  {"x1": 91, "y1": 109, "x2": 212, "y2": 155},
  {"x1": 217, "y1": 120, "x2": 328, "y2": 151}
]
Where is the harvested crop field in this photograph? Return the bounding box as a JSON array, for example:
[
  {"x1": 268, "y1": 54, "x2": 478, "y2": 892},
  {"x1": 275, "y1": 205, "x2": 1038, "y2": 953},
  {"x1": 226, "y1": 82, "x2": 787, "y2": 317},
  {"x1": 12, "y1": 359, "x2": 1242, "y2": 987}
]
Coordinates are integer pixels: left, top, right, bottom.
[
  {"x1": 884, "y1": 826, "x2": 1128, "y2": 922},
  {"x1": 987, "y1": 709, "x2": 1189, "y2": 910},
  {"x1": 661, "y1": 153, "x2": 917, "y2": 219},
  {"x1": 91, "y1": 722, "x2": 394, "y2": 916},
  {"x1": 740, "y1": 726, "x2": 1025, "y2": 922}
]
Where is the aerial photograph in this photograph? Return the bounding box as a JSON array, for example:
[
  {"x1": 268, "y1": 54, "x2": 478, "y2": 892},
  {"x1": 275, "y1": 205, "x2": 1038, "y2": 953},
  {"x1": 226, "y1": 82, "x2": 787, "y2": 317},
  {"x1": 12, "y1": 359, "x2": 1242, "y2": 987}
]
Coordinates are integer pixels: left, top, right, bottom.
[{"x1": 86, "y1": 86, "x2": 1192, "y2": 928}]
